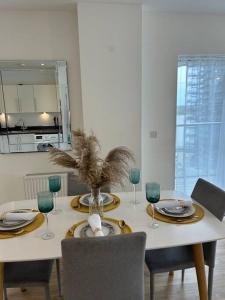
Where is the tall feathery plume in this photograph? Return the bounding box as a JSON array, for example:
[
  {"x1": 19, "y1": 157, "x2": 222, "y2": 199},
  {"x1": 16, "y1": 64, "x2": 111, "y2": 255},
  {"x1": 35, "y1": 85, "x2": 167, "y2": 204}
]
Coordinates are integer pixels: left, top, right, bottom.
[{"x1": 49, "y1": 130, "x2": 134, "y2": 189}]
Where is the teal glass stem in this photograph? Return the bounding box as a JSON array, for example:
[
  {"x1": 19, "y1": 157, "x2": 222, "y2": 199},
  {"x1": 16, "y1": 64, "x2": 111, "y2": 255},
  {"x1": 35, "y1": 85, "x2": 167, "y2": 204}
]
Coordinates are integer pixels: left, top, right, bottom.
[
  {"x1": 37, "y1": 191, "x2": 55, "y2": 240},
  {"x1": 52, "y1": 192, "x2": 58, "y2": 213},
  {"x1": 133, "y1": 184, "x2": 136, "y2": 204},
  {"x1": 146, "y1": 182, "x2": 160, "y2": 229},
  {"x1": 44, "y1": 213, "x2": 50, "y2": 236},
  {"x1": 151, "y1": 204, "x2": 156, "y2": 228},
  {"x1": 129, "y1": 168, "x2": 141, "y2": 205},
  {"x1": 48, "y1": 176, "x2": 62, "y2": 214}
]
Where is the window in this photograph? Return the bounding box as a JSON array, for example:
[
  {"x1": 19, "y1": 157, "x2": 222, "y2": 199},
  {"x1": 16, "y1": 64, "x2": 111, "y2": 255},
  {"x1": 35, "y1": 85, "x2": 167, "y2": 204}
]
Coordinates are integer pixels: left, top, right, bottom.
[{"x1": 175, "y1": 56, "x2": 225, "y2": 195}]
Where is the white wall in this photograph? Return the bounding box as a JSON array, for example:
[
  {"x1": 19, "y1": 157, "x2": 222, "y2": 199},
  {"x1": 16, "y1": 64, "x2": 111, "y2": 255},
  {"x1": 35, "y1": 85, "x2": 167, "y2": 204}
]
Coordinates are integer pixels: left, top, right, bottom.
[
  {"x1": 142, "y1": 9, "x2": 225, "y2": 189},
  {"x1": 77, "y1": 3, "x2": 142, "y2": 178},
  {"x1": 0, "y1": 9, "x2": 82, "y2": 203}
]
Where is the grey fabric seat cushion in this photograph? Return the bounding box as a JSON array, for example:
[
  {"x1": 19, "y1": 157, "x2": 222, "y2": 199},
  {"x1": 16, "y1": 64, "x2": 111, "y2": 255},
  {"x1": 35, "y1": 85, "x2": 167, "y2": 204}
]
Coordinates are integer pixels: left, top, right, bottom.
[
  {"x1": 62, "y1": 232, "x2": 146, "y2": 300},
  {"x1": 145, "y1": 246, "x2": 194, "y2": 273},
  {"x1": 191, "y1": 178, "x2": 225, "y2": 221},
  {"x1": 4, "y1": 260, "x2": 53, "y2": 284}
]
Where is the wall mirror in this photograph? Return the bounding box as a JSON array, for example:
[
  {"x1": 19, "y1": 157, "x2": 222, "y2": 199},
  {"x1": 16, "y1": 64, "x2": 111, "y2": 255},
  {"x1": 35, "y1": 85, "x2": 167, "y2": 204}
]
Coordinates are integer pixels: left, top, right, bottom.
[{"x1": 0, "y1": 60, "x2": 71, "y2": 153}]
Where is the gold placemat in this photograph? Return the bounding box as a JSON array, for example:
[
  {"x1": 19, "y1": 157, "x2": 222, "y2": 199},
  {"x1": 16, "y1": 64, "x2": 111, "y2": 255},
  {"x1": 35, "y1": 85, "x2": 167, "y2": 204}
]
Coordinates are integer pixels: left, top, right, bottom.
[
  {"x1": 66, "y1": 217, "x2": 132, "y2": 239},
  {"x1": 0, "y1": 213, "x2": 45, "y2": 239},
  {"x1": 71, "y1": 193, "x2": 120, "y2": 213},
  {"x1": 146, "y1": 203, "x2": 204, "y2": 224}
]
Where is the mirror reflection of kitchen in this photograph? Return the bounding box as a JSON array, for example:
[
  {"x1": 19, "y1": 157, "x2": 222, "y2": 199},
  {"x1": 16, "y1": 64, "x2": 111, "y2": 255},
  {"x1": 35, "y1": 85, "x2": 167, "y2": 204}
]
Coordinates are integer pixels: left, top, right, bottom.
[{"x1": 0, "y1": 60, "x2": 71, "y2": 153}]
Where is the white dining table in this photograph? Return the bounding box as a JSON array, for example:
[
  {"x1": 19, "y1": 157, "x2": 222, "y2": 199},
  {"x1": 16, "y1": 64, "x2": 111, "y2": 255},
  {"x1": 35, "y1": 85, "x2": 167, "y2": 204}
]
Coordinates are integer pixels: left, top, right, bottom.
[{"x1": 1, "y1": 190, "x2": 225, "y2": 300}]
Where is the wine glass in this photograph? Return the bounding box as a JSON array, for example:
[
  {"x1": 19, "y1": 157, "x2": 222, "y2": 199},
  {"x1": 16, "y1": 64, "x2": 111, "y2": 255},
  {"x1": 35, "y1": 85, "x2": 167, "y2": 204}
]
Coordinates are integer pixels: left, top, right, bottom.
[
  {"x1": 146, "y1": 182, "x2": 160, "y2": 229},
  {"x1": 37, "y1": 191, "x2": 55, "y2": 240},
  {"x1": 129, "y1": 168, "x2": 141, "y2": 204},
  {"x1": 48, "y1": 176, "x2": 62, "y2": 214}
]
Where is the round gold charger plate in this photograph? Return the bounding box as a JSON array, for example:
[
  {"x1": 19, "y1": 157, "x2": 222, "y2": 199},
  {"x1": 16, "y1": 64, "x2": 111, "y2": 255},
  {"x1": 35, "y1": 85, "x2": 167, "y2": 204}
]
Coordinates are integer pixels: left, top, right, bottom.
[
  {"x1": 71, "y1": 193, "x2": 120, "y2": 213},
  {"x1": 0, "y1": 213, "x2": 45, "y2": 239},
  {"x1": 146, "y1": 203, "x2": 204, "y2": 224},
  {"x1": 66, "y1": 217, "x2": 132, "y2": 239}
]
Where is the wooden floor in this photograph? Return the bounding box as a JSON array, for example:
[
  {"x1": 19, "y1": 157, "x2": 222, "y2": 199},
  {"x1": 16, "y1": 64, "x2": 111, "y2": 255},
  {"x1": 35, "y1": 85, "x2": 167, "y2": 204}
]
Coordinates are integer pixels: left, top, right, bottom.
[{"x1": 6, "y1": 239, "x2": 225, "y2": 300}]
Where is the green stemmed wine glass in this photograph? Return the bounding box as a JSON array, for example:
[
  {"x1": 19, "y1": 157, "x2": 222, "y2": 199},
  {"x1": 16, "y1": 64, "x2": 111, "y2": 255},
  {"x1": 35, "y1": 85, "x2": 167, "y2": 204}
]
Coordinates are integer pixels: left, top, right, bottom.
[
  {"x1": 48, "y1": 176, "x2": 62, "y2": 215},
  {"x1": 129, "y1": 168, "x2": 141, "y2": 204},
  {"x1": 146, "y1": 182, "x2": 160, "y2": 229},
  {"x1": 37, "y1": 191, "x2": 55, "y2": 240}
]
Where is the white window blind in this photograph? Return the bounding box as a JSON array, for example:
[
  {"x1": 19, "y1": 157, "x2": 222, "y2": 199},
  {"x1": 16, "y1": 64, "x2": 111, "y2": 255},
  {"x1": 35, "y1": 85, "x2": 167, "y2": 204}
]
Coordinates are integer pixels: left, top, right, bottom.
[{"x1": 175, "y1": 55, "x2": 225, "y2": 195}]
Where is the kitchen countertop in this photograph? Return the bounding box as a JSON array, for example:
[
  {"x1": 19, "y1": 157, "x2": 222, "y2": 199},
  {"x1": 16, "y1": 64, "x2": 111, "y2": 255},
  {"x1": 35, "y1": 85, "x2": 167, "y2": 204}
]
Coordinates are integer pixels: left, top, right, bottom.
[{"x1": 0, "y1": 126, "x2": 62, "y2": 135}]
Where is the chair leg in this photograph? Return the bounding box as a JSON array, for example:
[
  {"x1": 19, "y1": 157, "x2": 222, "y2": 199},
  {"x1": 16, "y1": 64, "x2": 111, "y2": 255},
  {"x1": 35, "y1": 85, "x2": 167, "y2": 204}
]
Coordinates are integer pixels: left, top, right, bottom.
[
  {"x1": 150, "y1": 272, "x2": 155, "y2": 300},
  {"x1": 56, "y1": 259, "x2": 62, "y2": 297},
  {"x1": 181, "y1": 269, "x2": 185, "y2": 282},
  {"x1": 208, "y1": 267, "x2": 214, "y2": 300},
  {"x1": 45, "y1": 285, "x2": 51, "y2": 300},
  {"x1": 3, "y1": 286, "x2": 8, "y2": 300}
]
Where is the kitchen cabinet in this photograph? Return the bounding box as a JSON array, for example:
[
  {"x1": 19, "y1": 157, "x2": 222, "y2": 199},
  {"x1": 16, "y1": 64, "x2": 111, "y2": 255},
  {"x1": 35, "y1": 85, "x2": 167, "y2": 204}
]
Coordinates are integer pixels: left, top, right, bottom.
[
  {"x1": 8, "y1": 134, "x2": 35, "y2": 152},
  {"x1": 8, "y1": 134, "x2": 20, "y2": 152},
  {"x1": 8, "y1": 134, "x2": 19, "y2": 145},
  {"x1": 3, "y1": 84, "x2": 58, "y2": 113},
  {"x1": 33, "y1": 85, "x2": 59, "y2": 112},
  {"x1": 0, "y1": 136, "x2": 9, "y2": 153},
  {"x1": 3, "y1": 86, "x2": 18, "y2": 113},
  {"x1": 17, "y1": 85, "x2": 35, "y2": 113},
  {"x1": 3, "y1": 85, "x2": 35, "y2": 113},
  {"x1": 20, "y1": 143, "x2": 36, "y2": 152}
]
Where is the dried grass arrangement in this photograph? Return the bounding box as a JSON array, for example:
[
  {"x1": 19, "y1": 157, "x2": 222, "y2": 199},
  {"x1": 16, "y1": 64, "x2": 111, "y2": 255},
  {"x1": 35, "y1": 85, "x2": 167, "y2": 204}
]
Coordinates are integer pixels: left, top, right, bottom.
[{"x1": 49, "y1": 130, "x2": 134, "y2": 192}]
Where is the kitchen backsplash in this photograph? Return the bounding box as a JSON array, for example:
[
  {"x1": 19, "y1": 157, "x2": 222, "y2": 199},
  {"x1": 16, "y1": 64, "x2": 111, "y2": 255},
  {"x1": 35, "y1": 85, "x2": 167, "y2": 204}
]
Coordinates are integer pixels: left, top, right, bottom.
[{"x1": 1, "y1": 112, "x2": 61, "y2": 128}]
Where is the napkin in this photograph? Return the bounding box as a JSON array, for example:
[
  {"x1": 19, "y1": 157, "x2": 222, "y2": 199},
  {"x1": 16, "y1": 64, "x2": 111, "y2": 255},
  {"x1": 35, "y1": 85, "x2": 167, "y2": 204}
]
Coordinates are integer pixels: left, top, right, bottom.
[
  {"x1": 88, "y1": 214, "x2": 104, "y2": 237},
  {"x1": 156, "y1": 199, "x2": 193, "y2": 209},
  {"x1": 1, "y1": 211, "x2": 39, "y2": 222}
]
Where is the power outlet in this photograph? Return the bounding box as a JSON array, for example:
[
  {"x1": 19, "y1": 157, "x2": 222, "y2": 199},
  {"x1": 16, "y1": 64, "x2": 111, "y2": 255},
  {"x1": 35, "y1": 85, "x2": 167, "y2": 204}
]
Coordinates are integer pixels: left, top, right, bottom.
[{"x1": 149, "y1": 131, "x2": 157, "y2": 138}]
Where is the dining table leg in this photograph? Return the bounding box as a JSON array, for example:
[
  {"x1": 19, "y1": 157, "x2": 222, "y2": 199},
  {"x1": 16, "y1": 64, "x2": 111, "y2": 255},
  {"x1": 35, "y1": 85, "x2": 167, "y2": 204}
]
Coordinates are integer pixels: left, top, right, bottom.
[
  {"x1": 0, "y1": 262, "x2": 3, "y2": 300},
  {"x1": 192, "y1": 243, "x2": 208, "y2": 300}
]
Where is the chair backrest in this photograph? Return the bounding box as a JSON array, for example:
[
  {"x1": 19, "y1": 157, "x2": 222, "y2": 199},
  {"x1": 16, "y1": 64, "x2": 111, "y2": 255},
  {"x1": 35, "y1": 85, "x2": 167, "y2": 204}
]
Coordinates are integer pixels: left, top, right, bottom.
[
  {"x1": 191, "y1": 178, "x2": 225, "y2": 221},
  {"x1": 191, "y1": 178, "x2": 225, "y2": 267},
  {"x1": 61, "y1": 232, "x2": 146, "y2": 300},
  {"x1": 67, "y1": 172, "x2": 110, "y2": 196}
]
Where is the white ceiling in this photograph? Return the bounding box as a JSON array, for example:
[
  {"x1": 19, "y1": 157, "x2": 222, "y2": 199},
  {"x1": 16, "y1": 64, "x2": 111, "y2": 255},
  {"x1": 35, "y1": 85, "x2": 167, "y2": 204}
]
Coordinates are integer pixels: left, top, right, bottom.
[{"x1": 0, "y1": 0, "x2": 225, "y2": 14}]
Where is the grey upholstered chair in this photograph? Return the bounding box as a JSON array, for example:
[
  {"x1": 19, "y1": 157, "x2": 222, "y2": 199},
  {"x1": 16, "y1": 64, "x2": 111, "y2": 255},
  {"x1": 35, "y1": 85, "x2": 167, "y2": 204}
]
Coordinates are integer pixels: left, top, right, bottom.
[
  {"x1": 145, "y1": 178, "x2": 225, "y2": 300},
  {"x1": 3, "y1": 259, "x2": 59, "y2": 300},
  {"x1": 67, "y1": 172, "x2": 110, "y2": 196},
  {"x1": 61, "y1": 232, "x2": 146, "y2": 300}
]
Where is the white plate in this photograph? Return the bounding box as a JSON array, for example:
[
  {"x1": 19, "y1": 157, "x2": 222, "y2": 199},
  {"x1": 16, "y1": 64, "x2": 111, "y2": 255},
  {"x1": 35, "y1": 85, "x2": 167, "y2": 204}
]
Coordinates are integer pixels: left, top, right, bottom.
[
  {"x1": 79, "y1": 193, "x2": 113, "y2": 207},
  {"x1": 155, "y1": 203, "x2": 196, "y2": 218},
  {"x1": 0, "y1": 210, "x2": 37, "y2": 231},
  {"x1": 74, "y1": 220, "x2": 120, "y2": 238}
]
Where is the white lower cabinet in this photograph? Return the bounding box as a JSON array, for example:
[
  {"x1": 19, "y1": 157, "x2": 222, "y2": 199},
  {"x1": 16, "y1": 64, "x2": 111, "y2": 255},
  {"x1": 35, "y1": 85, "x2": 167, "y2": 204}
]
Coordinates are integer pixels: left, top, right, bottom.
[
  {"x1": 20, "y1": 143, "x2": 36, "y2": 152},
  {"x1": 8, "y1": 134, "x2": 35, "y2": 152},
  {"x1": 0, "y1": 136, "x2": 9, "y2": 153},
  {"x1": 8, "y1": 135, "x2": 20, "y2": 152}
]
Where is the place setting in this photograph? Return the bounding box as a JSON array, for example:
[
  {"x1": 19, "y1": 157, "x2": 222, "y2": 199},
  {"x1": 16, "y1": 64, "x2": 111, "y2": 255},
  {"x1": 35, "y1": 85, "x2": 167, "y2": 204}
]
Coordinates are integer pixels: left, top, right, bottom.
[
  {"x1": 0, "y1": 189, "x2": 57, "y2": 240},
  {"x1": 66, "y1": 213, "x2": 132, "y2": 239},
  {"x1": 0, "y1": 209, "x2": 44, "y2": 239},
  {"x1": 145, "y1": 182, "x2": 204, "y2": 226},
  {"x1": 68, "y1": 184, "x2": 132, "y2": 239},
  {"x1": 71, "y1": 192, "x2": 121, "y2": 213},
  {"x1": 68, "y1": 190, "x2": 130, "y2": 238}
]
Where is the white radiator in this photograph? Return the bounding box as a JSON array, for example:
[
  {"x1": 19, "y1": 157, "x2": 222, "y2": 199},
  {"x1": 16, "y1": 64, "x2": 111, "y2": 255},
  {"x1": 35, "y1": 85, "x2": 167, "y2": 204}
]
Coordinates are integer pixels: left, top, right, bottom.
[{"x1": 23, "y1": 172, "x2": 68, "y2": 200}]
